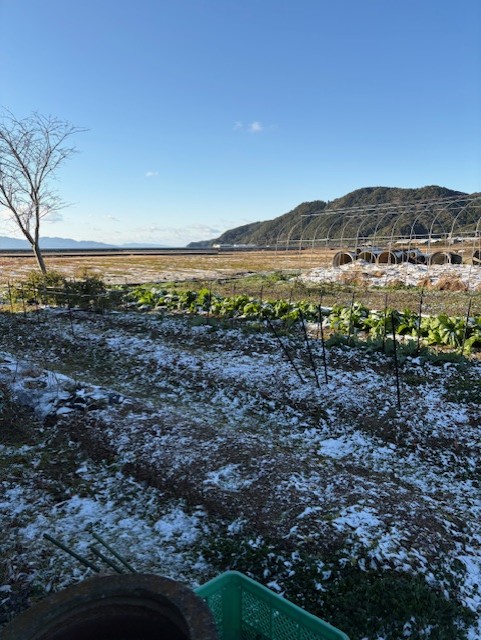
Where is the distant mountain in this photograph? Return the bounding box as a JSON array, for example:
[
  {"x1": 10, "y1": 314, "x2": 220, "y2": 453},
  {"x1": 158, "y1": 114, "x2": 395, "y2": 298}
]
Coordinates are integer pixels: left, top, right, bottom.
[
  {"x1": 0, "y1": 236, "x2": 31, "y2": 249},
  {"x1": 0, "y1": 236, "x2": 171, "y2": 249},
  {"x1": 0, "y1": 236, "x2": 116, "y2": 249},
  {"x1": 188, "y1": 186, "x2": 479, "y2": 247},
  {"x1": 120, "y1": 242, "x2": 171, "y2": 248}
]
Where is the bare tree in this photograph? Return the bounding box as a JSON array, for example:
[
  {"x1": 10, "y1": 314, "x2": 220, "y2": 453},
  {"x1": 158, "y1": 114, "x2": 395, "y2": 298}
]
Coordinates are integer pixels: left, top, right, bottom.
[{"x1": 0, "y1": 110, "x2": 83, "y2": 273}]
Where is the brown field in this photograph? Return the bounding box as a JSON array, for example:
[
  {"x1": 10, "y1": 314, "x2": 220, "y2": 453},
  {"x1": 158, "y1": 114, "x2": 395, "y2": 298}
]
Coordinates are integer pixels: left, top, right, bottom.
[
  {"x1": 0, "y1": 248, "x2": 333, "y2": 285},
  {"x1": 2, "y1": 247, "x2": 481, "y2": 317}
]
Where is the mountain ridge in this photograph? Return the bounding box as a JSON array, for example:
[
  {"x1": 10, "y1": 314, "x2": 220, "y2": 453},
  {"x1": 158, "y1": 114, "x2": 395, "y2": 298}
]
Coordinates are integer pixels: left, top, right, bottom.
[
  {"x1": 0, "y1": 237, "x2": 170, "y2": 249},
  {"x1": 188, "y1": 185, "x2": 479, "y2": 247}
]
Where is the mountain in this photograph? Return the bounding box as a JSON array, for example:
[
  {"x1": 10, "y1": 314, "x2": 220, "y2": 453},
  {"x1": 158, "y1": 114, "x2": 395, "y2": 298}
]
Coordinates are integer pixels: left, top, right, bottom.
[
  {"x1": 0, "y1": 237, "x2": 171, "y2": 249},
  {"x1": 120, "y1": 242, "x2": 171, "y2": 248},
  {"x1": 0, "y1": 236, "x2": 116, "y2": 249},
  {"x1": 0, "y1": 237, "x2": 31, "y2": 249},
  {"x1": 188, "y1": 186, "x2": 479, "y2": 247}
]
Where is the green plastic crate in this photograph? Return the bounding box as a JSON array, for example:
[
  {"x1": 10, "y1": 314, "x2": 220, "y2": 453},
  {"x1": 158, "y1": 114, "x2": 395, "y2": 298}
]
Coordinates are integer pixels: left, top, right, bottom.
[{"x1": 195, "y1": 571, "x2": 349, "y2": 640}]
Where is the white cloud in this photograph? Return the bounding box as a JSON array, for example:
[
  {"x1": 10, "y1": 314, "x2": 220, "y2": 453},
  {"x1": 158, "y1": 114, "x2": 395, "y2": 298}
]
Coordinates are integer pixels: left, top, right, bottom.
[
  {"x1": 42, "y1": 211, "x2": 63, "y2": 223},
  {"x1": 248, "y1": 121, "x2": 263, "y2": 133},
  {"x1": 0, "y1": 207, "x2": 63, "y2": 224},
  {"x1": 145, "y1": 171, "x2": 159, "y2": 177},
  {"x1": 234, "y1": 121, "x2": 267, "y2": 133},
  {"x1": 128, "y1": 223, "x2": 225, "y2": 246}
]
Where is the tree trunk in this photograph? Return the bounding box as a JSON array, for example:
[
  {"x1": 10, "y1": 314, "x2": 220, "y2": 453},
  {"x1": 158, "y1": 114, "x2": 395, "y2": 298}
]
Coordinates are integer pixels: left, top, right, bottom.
[{"x1": 32, "y1": 242, "x2": 47, "y2": 274}]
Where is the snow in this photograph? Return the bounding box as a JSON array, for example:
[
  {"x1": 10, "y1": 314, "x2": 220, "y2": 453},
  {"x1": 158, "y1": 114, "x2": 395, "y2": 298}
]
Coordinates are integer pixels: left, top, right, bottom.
[
  {"x1": 204, "y1": 464, "x2": 254, "y2": 491},
  {"x1": 2, "y1": 308, "x2": 481, "y2": 637},
  {"x1": 317, "y1": 433, "x2": 375, "y2": 459},
  {"x1": 332, "y1": 505, "x2": 382, "y2": 534},
  {"x1": 300, "y1": 262, "x2": 481, "y2": 290}
]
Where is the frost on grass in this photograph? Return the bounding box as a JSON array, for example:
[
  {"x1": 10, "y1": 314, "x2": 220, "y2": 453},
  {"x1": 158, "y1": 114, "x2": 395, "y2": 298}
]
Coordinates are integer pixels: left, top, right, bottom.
[{"x1": 1, "y1": 310, "x2": 481, "y2": 638}]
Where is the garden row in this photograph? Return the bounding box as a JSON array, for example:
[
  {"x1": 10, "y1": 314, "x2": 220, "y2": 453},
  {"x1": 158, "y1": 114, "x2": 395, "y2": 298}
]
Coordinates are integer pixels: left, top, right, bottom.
[
  {"x1": 129, "y1": 284, "x2": 481, "y2": 352},
  {"x1": 4, "y1": 272, "x2": 481, "y2": 353}
]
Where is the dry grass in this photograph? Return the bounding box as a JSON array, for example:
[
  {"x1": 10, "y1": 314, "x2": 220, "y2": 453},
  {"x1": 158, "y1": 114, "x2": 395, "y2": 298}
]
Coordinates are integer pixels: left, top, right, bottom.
[
  {"x1": 433, "y1": 275, "x2": 469, "y2": 292},
  {"x1": 0, "y1": 249, "x2": 333, "y2": 285},
  {"x1": 337, "y1": 268, "x2": 369, "y2": 286},
  {"x1": 417, "y1": 276, "x2": 432, "y2": 288},
  {"x1": 2, "y1": 248, "x2": 481, "y2": 318}
]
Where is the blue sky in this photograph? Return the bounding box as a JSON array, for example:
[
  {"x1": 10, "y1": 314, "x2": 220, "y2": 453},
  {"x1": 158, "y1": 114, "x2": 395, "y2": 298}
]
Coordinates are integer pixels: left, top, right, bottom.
[{"x1": 1, "y1": 0, "x2": 480, "y2": 246}]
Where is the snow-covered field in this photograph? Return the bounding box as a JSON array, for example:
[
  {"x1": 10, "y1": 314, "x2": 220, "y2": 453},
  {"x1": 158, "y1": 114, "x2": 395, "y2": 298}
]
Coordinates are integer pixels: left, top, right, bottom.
[
  {"x1": 301, "y1": 261, "x2": 481, "y2": 290},
  {"x1": 1, "y1": 306, "x2": 481, "y2": 638}
]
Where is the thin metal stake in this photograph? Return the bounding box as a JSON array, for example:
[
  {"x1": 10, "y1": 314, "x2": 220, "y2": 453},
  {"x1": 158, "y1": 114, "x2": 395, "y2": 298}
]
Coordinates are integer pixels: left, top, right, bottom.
[
  {"x1": 285, "y1": 288, "x2": 294, "y2": 335},
  {"x1": 299, "y1": 309, "x2": 320, "y2": 389},
  {"x1": 347, "y1": 292, "x2": 355, "y2": 344},
  {"x1": 382, "y1": 291, "x2": 389, "y2": 353},
  {"x1": 21, "y1": 285, "x2": 27, "y2": 318},
  {"x1": 8, "y1": 282, "x2": 14, "y2": 314},
  {"x1": 206, "y1": 286, "x2": 212, "y2": 322},
  {"x1": 34, "y1": 286, "x2": 41, "y2": 323},
  {"x1": 266, "y1": 318, "x2": 305, "y2": 384},
  {"x1": 66, "y1": 291, "x2": 75, "y2": 337},
  {"x1": 317, "y1": 302, "x2": 329, "y2": 384},
  {"x1": 391, "y1": 311, "x2": 402, "y2": 411},
  {"x1": 416, "y1": 288, "x2": 424, "y2": 354},
  {"x1": 461, "y1": 295, "x2": 473, "y2": 356},
  {"x1": 89, "y1": 545, "x2": 125, "y2": 574},
  {"x1": 89, "y1": 528, "x2": 137, "y2": 573},
  {"x1": 43, "y1": 533, "x2": 101, "y2": 573}
]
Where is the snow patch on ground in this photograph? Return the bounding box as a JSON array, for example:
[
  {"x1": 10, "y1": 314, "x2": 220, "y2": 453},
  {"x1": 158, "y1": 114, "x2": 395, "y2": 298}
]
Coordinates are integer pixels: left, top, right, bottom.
[
  {"x1": 301, "y1": 262, "x2": 481, "y2": 290},
  {"x1": 2, "y1": 310, "x2": 481, "y2": 637}
]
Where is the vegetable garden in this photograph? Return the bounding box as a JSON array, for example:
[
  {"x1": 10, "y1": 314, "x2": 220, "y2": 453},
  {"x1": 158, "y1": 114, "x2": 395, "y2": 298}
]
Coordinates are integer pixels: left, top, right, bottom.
[
  {"x1": 2, "y1": 269, "x2": 481, "y2": 640},
  {"x1": 128, "y1": 283, "x2": 481, "y2": 354}
]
